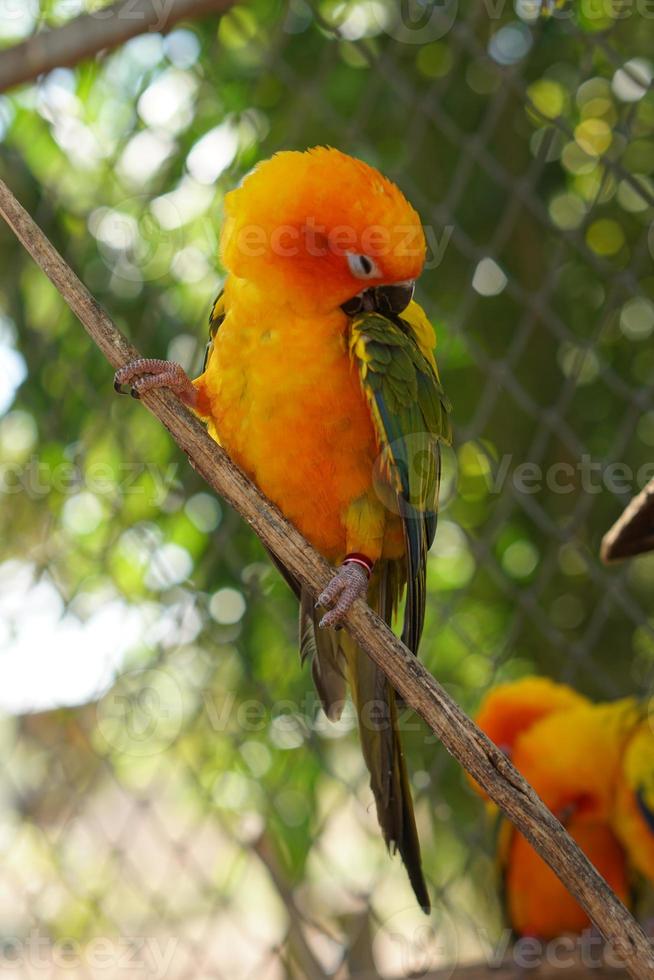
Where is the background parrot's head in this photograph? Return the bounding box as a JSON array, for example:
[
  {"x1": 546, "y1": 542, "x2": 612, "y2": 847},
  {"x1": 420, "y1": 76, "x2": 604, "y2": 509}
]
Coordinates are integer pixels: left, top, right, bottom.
[
  {"x1": 474, "y1": 677, "x2": 590, "y2": 757},
  {"x1": 220, "y1": 146, "x2": 426, "y2": 314},
  {"x1": 470, "y1": 677, "x2": 590, "y2": 802}
]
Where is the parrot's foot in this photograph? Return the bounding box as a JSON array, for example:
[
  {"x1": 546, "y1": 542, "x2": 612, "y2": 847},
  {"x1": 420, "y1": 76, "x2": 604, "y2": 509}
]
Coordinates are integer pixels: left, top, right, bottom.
[
  {"x1": 317, "y1": 558, "x2": 372, "y2": 629},
  {"x1": 114, "y1": 359, "x2": 198, "y2": 408}
]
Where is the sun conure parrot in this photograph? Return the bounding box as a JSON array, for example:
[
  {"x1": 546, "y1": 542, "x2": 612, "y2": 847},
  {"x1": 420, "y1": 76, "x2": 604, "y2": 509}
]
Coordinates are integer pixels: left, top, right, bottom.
[
  {"x1": 114, "y1": 147, "x2": 452, "y2": 911},
  {"x1": 473, "y1": 680, "x2": 639, "y2": 938}
]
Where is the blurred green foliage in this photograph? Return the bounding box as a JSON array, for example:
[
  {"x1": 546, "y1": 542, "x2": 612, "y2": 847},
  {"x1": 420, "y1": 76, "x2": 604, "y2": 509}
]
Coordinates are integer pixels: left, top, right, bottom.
[{"x1": 0, "y1": 0, "x2": 653, "y2": 974}]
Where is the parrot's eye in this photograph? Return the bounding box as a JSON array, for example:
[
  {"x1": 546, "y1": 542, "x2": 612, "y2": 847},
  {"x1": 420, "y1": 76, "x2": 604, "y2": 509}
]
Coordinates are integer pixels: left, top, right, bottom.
[{"x1": 347, "y1": 253, "x2": 381, "y2": 279}]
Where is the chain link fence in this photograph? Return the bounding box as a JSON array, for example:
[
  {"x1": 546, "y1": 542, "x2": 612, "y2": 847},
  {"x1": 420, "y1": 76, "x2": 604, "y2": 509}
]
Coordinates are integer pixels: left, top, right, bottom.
[{"x1": 0, "y1": 0, "x2": 653, "y2": 976}]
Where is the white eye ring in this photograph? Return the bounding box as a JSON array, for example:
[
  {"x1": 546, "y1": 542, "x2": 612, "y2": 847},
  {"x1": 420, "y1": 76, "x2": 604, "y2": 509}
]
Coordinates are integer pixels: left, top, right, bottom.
[{"x1": 347, "y1": 252, "x2": 381, "y2": 279}]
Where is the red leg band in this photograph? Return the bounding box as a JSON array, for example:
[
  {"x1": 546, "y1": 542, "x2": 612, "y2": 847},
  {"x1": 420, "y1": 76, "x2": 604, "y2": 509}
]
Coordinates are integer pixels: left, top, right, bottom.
[{"x1": 343, "y1": 553, "x2": 374, "y2": 579}]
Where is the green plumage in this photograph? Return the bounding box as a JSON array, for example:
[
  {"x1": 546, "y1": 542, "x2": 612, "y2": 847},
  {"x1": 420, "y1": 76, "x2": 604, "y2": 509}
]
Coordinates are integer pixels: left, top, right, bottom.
[{"x1": 349, "y1": 311, "x2": 452, "y2": 654}]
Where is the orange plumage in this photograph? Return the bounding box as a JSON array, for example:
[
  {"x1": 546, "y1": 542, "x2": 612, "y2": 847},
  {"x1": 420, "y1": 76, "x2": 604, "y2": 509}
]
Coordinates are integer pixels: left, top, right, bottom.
[
  {"x1": 511, "y1": 699, "x2": 640, "y2": 824},
  {"x1": 199, "y1": 297, "x2": 385, "y2": 561},
  {"x1": 194, "y1": 148, "x2": 426, "y2": 564},
  {"x1": 505, "y1": 821, "x2": 629, "y2": 939}
]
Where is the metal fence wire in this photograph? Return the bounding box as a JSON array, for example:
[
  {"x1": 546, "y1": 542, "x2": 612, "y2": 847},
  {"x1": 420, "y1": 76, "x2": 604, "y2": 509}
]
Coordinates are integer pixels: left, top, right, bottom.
[{"x1": 0, "y1": 0, "x2": 653, "y2": 976}]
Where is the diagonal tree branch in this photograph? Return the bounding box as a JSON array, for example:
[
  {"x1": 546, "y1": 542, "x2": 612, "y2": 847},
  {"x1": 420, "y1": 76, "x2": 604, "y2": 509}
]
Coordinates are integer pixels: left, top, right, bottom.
[
  {"x1": 0, "y1": 176, "x2": 653, "y2": 980},
  {"x1": 0, "y1": 0, "x2": 235, "y2": 94}
]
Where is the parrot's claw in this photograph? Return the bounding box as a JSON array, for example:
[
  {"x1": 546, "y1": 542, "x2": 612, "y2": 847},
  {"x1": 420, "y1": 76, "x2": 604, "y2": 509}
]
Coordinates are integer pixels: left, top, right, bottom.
[
  {"x1": 113, "y1": 359, "x2": 198, "y2": 408},
  {"x1": 317, "y1": 562, "x2": 369, "y2": 629}
]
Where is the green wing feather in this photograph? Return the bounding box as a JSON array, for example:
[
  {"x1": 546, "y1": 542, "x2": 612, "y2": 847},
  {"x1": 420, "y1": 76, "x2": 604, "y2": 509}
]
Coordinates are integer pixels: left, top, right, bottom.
[
  {"x1": 202, "y1": 289, "x2": 226, "y2": 372},
  {"x1": 349, "y1": 309, "x2": 452, "y2": 653}
]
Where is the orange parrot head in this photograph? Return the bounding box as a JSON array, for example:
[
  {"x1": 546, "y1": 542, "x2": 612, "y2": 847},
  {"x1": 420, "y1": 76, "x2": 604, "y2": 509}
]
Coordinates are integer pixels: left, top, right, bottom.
[
  {"x1": 475, "y1": 677, "x2": 590, "y2": 759},
  {"x1": 470, "y1": 677, "x2": 590, "y2": 801},
  {"x1": 220, "y1": 146, "x2": 426, "y2": 314}
]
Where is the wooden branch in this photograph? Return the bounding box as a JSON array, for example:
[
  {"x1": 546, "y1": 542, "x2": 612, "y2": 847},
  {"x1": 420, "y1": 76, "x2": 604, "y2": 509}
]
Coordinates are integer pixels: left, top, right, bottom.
[
  {"x1": 601, "y1": 476, "x2": 654, "y2": 563},
  {"x1": 0, "y1": 0, "x2": 235, "y2": 94},
  {"x1": 0, "y1": 176, "x2": 653, "y2": 980}
]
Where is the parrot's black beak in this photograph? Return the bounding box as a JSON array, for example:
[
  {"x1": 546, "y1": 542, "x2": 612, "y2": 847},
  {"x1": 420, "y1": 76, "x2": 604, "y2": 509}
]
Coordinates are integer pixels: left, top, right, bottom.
[
  {"x1": 374, "y1": 280, "x2": 415, "y2": 315},
  {"x1": 341, "y1": 280, "x2": 415, "y2": 318}
]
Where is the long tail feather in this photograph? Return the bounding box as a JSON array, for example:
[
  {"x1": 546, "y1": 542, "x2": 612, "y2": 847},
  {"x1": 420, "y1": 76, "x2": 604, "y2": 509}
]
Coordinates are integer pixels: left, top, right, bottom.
[
  {"x1": 268, "y1": 546, "x2": 429, "y2": 910},
  {"x1": 345, "y1": 568, "x2": 430, "y2": 912}
]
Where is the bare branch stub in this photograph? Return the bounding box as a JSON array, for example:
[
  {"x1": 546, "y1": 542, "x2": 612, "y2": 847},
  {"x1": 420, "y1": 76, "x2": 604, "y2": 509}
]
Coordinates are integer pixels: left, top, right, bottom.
[
  {"x1": 601, "y1": 476, "x2": 654, "y2": 563},
  {"x1": 0, "y1": 176, "x2": 653, "y2": 980}
]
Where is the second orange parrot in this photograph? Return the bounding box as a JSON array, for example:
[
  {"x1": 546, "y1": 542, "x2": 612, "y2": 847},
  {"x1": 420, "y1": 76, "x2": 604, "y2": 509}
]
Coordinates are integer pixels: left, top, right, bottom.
[{"x1": 474, "y1": 677, "x2": 650, "y2": 938}]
